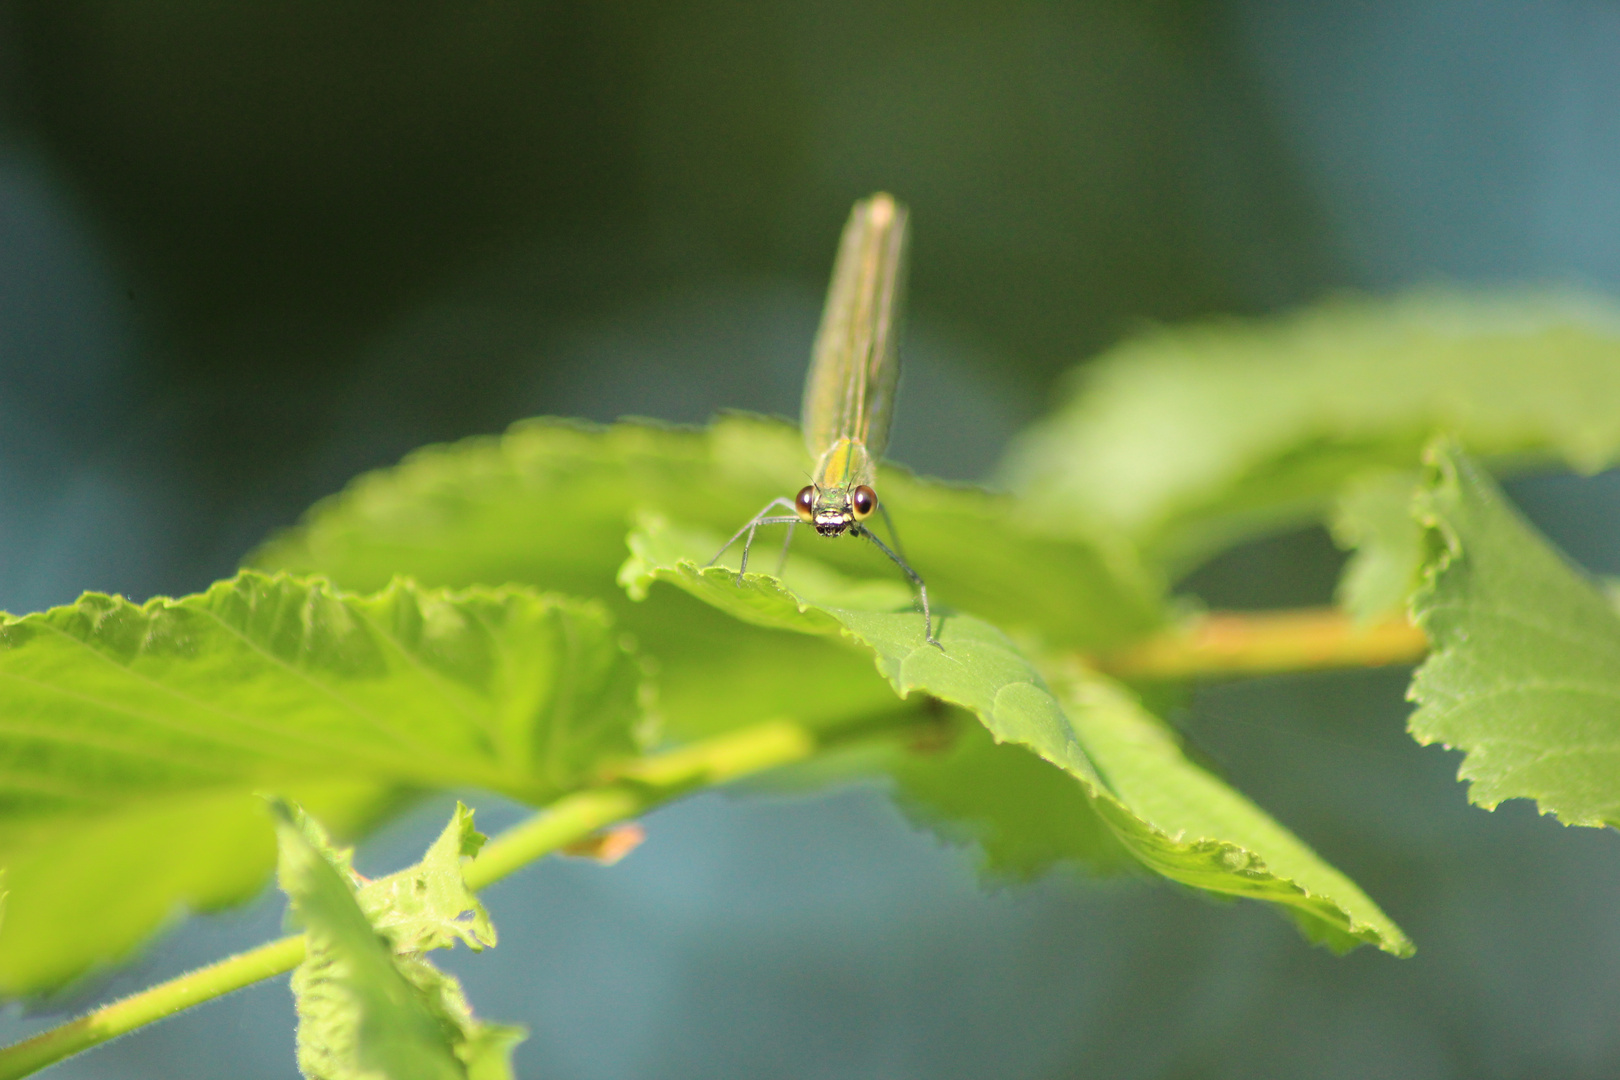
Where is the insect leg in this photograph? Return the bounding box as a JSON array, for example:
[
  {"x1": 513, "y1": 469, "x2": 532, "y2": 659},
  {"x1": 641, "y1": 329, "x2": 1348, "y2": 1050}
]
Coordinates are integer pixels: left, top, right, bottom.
[
  {"x1": 774, "y1": 519, "x2": 797, "y2": 575},
  {"x1": 708, "y1": 498, "x2": 799, "y2": 569},
  {"x1": 738, "y1": 516, "x2": 801, "y2": 578},
  {"x1": 855, "y1": 524, "x2": 941, "y2": 649},
  {"x1": 875, "y1": 501, "x2": 912, "y2": 564}
]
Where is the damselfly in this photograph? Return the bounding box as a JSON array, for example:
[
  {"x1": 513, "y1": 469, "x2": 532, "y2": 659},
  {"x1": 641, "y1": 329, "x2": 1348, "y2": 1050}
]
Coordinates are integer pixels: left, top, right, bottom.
[{"x1": 710, "y1": 192, "x2": 939, "y2": 647}]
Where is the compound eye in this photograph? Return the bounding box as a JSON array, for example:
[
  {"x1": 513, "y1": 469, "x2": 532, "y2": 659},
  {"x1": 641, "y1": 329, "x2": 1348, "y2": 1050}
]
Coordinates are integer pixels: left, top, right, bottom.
[
  {"x1": 851, "y1": 485, "x2": 877, "y2": 520},
  {"x1": 794, "y1": 485, "x2": 816, "y2": 521}
]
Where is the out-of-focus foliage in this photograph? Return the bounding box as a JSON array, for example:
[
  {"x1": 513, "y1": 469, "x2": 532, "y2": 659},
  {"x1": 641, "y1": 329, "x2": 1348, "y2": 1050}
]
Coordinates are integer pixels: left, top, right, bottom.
[
  {"x1": 1001, "y1": 290, "x2": 1620, "y2": 574},
  {"x1": 356, "y1": 802, "x2": 496, "y2": 957},
  {"x1": 1328, "y1": 470, "x2": 1425, "y2": 621},
  {"x1": 7, "y1": 1, "x2": 1311, "y2": 372}
]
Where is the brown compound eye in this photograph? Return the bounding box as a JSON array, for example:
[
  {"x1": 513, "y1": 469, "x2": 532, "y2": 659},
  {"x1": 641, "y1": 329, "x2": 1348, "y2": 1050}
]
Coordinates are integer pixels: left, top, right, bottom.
[
  {"x1": 794, "y1": 485, "x2": 816, "y2": 521},
  {"x1": 851, "y1": 485, "x2": 877, "y2": 520}
]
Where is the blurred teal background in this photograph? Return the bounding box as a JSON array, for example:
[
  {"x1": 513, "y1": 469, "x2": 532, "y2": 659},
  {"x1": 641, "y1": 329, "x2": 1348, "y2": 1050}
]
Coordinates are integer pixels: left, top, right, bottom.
[{"x1": 2, "y1": 2, "x2": 1620, "y2": 1076}]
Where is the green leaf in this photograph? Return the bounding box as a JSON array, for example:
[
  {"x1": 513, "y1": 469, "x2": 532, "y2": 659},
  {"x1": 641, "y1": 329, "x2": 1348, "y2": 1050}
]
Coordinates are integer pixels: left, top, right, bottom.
[
  {"x1": 275, "y1": 801, "x2": 523, "y2": 1080},
  {"x1": 1002, "y1": 289, "x2": 1620, "y2": 573},
  {"x1": 0, "y1": 782, "x2": 397, "y2": 999},
  {"x1": 1054, "y1": 669, "x2": 1409, "y2": 954},
  {"x1": 1410, "y1": 440, "x2": 1620, "y2": 827},
  {"x1": 0, "y1": 571, "x2": 644, "y2": 995},
  {"x1": 889, "y1": 714, "x2": 1139, "y2": 879},
  {"x1": 359, "y1": 802, "x2": 494, "y2": 955},
  {"x1": 252, "y1": 417, "x2": 1166, "y2": 744},
  {"x1": 623, "y1": 517, "x2": 1412, "y2": 954},
  {"x1": 1329, "y1": 470, "x2": 1424, "y2": 622}
]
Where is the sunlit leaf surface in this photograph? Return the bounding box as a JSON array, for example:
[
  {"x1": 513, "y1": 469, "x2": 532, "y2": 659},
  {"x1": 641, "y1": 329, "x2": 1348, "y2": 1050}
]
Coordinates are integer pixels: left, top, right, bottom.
[{"x1": 0, "y1": 572, "x2": 643, "y2": 994}]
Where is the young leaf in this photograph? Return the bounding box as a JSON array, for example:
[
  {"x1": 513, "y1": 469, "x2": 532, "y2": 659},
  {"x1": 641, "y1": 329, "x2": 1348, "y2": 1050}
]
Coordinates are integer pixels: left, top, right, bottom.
[
  {"x1": 275, "y1": 801, "x2": 523, "y2": 1080},
  {"x1": 622, "y1": 517, "x2": 1412, "y2": 954},
  {"x1": 1003, "y1": 289, "x2": 1620, "y2": 572},
  {"x1": 0, "y1": 571, "x2": 644, "y2": 995},
  {"x1": 358, "y1": 802, "x2": 495, "y2": 955},
  {"x1": 1410, "y1": 440, "x2": 1620, "y2": 827}
]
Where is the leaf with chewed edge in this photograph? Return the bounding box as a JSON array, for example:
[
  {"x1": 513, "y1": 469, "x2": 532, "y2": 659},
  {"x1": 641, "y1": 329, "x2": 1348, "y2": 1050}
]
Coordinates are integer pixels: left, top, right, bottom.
[
  {"x1": 359, "y1": 802, "x2": 495, "y2": 956},
  {"x1": 622, "y1": 516, "x2": 1412, "y2": 954},
  {"x1": 275, "y1": 801, "x2": 523, "y2": 1080}
]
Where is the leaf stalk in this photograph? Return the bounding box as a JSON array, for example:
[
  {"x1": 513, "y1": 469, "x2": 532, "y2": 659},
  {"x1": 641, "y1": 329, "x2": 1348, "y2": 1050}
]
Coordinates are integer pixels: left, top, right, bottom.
[{"x1": 1092, "y1": 608, "x2": 1427, "y2": 680}]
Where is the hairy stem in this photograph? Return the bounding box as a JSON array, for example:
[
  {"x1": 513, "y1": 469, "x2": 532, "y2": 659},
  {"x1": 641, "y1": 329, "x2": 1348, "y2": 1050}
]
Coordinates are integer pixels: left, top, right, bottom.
[
  {"x1": 0, "y1": 936, "x2": 309, "y2": 1080},
  {"x1": 0, "y1": 718, "x2": 840, "y2": 1080},
  {"x1": 1092, "y1": 608, "x2": 1428, "y2": 680}
]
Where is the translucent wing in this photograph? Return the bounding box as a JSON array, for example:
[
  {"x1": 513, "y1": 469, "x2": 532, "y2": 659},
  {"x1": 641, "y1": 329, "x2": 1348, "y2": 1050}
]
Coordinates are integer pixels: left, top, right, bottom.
[{"x1": 801, "y1": 193, "x2": 910, "y2": 462}]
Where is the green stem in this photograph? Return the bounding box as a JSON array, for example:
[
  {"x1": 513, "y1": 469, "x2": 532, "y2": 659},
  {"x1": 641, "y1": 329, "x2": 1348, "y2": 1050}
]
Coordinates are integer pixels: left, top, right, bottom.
[
  {"x1": 0, "y1": 936, "x2": 308, "y2": 1080},
  {"x1": 463, "y1": 719, "x2": 816, "y2": 891},
  {"x1": 1091, "y1": 608, "x2": 1428, "y2": 680},
  {"x1": 0, "y1": 718, "x2": 830, "y2": 1080}
]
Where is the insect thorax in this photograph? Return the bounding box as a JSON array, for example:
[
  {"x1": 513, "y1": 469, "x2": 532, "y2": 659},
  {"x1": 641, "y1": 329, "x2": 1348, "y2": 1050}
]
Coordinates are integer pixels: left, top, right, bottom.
[{"x1": 811, "y1": 437, "x2": 875, "y2": 490}]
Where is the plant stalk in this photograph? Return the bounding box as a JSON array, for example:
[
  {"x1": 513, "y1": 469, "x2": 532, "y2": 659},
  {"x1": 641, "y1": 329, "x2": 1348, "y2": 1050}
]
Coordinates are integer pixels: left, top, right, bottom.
[{"x1": 1092, "y1": 608, "x2": 1427, "y2": 680}]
